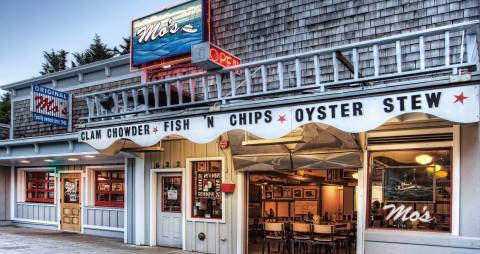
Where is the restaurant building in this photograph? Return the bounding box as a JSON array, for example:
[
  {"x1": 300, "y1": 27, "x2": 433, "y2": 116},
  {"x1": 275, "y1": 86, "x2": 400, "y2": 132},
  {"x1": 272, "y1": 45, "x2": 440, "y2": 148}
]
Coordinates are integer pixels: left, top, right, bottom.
[{"x1": 0, "y1": 0, "x2": 480, "y2": 253}]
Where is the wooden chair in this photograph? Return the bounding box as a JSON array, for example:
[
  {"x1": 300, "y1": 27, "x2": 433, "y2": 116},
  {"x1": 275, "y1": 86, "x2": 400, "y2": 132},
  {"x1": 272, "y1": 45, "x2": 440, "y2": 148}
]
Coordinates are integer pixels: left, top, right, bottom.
[
  {"x1": 290, "y1": 223, "x2": 312, "y2": 253},
  {"x1": 262, "y1": 222, "x2": 289, "y2": 254},
  {"x1": 249, "y1": 218, "x2": 260, "y2": 243},
  {"x1": 335, "y1": 222, "x2": 352, "y2": 254},
  {"x1": 312, "y1": 224, "x2": 337, "y2": 254}
]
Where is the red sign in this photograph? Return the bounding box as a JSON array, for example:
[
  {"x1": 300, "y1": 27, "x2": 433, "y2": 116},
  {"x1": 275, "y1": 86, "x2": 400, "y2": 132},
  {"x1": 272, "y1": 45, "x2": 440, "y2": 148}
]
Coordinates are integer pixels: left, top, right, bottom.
[{"x1": 209, "y1": 45, "x2": 240, "y2": 69}]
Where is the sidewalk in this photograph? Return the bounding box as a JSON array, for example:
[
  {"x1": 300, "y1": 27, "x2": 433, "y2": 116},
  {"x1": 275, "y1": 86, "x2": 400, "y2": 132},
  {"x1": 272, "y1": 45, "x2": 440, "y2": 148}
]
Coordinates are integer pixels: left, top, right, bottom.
[{"x1": 0, "y1": 226, "x2": 190, "y2": 254}]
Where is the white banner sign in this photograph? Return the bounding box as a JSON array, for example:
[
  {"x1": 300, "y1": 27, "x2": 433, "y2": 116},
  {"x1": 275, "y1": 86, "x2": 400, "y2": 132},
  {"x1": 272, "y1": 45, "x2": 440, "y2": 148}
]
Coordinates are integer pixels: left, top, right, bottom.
[{"x1": 79, "y1": 85, "x2": 479, "y2": 150}]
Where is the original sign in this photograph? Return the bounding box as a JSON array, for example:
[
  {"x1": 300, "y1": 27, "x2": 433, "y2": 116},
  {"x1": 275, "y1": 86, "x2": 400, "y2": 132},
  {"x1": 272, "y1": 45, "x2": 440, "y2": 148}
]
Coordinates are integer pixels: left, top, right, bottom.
[
  {"x1": 131, "y1": 0, "x2": 209, "y2": 69},
  {"x1": 192, "y1": 42, "x2": 241, "y2": 70},
  {"x1": 31, "y1": 85, "x2": 69, "y2": 127},
  {"x1": 79, "y1": 85, "x2": 480, "y2": 150},
  {"x1": 196, "y1": 172, "x2": 221, "y2": 199}
]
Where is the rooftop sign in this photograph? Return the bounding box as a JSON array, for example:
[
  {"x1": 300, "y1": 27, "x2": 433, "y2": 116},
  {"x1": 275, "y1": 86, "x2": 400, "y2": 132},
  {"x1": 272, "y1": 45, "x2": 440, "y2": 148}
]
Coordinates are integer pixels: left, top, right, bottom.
[
  {"x1": 131, "y1": 0, "x2": 209, "y2": 70},
  {"x1": 31, "y1": 85, "x2": 70, "y2": 127}
]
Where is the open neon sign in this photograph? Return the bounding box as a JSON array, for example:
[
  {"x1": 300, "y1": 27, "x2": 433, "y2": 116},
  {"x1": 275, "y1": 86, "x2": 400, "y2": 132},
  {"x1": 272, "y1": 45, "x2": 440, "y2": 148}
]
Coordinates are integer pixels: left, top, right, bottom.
[{"x1": 192, "y1": 42, "x2": 241, "y2": 72}]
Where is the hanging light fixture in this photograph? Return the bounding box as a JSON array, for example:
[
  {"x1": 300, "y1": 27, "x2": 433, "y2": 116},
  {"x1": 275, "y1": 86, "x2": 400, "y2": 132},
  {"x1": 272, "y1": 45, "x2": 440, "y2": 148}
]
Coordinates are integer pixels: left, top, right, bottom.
[
  {"x1": 426, "y1": 164, "x2": 442, "y2": 173},
  {"x1": 297, "y1": 169, "x2": 305, "y2": 177},
  {"x1": 415, "y1": 154, "x2": 433, "y2": 165},
  {"x1": 352, "y1": 172, "x2": 359, "y2": 179},
  {"x1": 436, "y1": 170, "x2": 448, "y2": 178}
]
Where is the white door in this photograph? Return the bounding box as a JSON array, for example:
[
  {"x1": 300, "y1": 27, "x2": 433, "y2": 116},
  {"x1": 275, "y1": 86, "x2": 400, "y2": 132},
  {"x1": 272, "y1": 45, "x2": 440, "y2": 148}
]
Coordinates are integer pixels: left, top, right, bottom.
[{"x1": 157, "y1": 174, "x2": 183, "y2": 248}]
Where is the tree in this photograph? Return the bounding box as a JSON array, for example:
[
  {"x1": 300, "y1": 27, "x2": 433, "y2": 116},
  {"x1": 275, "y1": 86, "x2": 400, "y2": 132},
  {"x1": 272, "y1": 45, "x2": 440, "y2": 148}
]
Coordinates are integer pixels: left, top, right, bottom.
[
  {"x1": 72, "y1": 34, "x2": 116, "y2": 66},
  {"x1": 117, "y1": 37, "x2": 130, "y2": 55},
  {"x1": 0, "y1": 92, "x2": 10, "y2": 124},
  {"x1": 40, "y1": 49, "x2": 69, "y2": 75}
]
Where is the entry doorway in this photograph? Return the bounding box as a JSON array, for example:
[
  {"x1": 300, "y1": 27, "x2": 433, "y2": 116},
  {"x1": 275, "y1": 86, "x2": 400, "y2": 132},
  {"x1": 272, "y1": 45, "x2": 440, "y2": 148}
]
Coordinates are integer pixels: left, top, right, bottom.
[
  {"x1": 157, "y1": 173, "x2": 183, "y2": 248},
  {"x1": 60, "y1": 173, "x2": 82, "y2": 232},
  {"x1": 150, "y1": 168, "x2": 186, "y2": 249},
  {"x1": 247, "y1": 169, "x2": 358, "y2": 254}
]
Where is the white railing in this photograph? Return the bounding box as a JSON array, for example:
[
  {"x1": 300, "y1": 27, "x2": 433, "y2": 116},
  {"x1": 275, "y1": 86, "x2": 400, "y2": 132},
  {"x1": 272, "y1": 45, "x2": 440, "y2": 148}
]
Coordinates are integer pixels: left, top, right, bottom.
[{"x1": 78, "y1": 21, "x2": 479, "y2": 122}]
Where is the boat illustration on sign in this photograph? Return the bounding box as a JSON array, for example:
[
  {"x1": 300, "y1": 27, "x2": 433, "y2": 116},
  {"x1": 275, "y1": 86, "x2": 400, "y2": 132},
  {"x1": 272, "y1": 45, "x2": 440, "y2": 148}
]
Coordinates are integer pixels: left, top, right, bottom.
[{"x1": 395, "y1": 169, "x2": 419, "y2": 191}]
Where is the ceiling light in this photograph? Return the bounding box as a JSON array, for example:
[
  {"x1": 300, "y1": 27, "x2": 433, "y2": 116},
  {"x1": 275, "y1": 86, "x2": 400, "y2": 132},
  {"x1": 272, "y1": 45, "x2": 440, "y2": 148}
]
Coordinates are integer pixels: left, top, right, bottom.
[
  {"x1": 352, "y1": 173, "x2": 358, "y2": 179},
  {"x1": 163, "y1": 65, "x2": 172, "y2": 69},
  {"x1": 19, "y1": 160, "x2": 30, "y2": 163},
  {"x1": 297, "y1": 169, "x2": 305, "y2": 177},
  {"x1": 415, "y1": 154, "x2": 432, "y2": 165},
  {"x1": 426, "y1": 164, "x2": 441, "y2": 173},
  {"x1": 436, "y1": 170, "x2": 448, "y2": 178},
  {"x1": 44, "y1": 159, "x2": 54, "y2": 162},
  {"x1": 67, "y1": 158, "x2": 79, "y2": 162},
  {"x1": 84, "y1": 155, "x2": 96, "y2": 158}
]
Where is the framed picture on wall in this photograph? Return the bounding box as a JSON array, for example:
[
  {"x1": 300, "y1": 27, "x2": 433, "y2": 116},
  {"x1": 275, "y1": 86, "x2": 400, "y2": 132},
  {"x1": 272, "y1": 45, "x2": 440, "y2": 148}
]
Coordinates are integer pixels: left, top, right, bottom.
[
  {"x1": 273, "y1": 186, "x2": 283, "y2": 198},
  {"x1": 265, "y1": 184, "x2": 273, "y2": 192},
  {"x1": 265, "y1": 191, "x2": 272, "y2": 199},
  {"x1": 293, "y1": 188, "x2": 303, "y2": 199},
  {"x1": 304, "y1": 189, "x2": 317, "y2": 199},
  {"x1": 283, "y1": 188, "x2": 292, "y2": 198}
]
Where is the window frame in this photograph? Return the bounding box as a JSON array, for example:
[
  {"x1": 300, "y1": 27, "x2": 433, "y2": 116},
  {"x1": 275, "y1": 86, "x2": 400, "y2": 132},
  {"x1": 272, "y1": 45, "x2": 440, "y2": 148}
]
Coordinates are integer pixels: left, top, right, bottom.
[
  {"x1": 186, "y1": 157, "x2": 226, "y2": 223},
  {"x1": 25, "y1": 171, "x2": 55, "y2": 204},
  {"x1": 366, "y1": 147, "x2": 453, "y2": 233},
  {"x1": 94, "y1": 169, "x2": 125, "y2": 208}
]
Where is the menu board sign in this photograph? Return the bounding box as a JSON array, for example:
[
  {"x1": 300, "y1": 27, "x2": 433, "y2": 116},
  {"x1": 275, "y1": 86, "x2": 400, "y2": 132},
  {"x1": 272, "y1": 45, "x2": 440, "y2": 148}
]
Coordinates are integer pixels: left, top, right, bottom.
[
  {"x1": 196, "y1": 172, "x2": 221, "y2": 198},
  {"x1": 295, "y1": 201, "x2": 317, "y2": 215}
]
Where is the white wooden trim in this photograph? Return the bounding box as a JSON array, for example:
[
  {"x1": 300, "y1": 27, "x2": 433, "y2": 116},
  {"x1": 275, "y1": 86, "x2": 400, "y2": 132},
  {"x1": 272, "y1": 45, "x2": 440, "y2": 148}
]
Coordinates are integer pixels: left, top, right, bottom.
[
  {"x1": 0, "y1": 151, "x2": 98, "y2": 160},
  {"x1": 368, "y1": 141, "x2": 452, "y2": 151},
  {"x1": 149, "y1": 168, "x2": 185, "y2": 249},
  {"x1": 13, "y1": 218, "x2": 59, "y2": 225},
  {"x1": 367, "y1": 127, "x2": 453, "y2": 138},
  {"x1": 82, "y1": 224, "x2": 124, "y2": 232},
  {"x1": 17, "y1": 167, "x2": 56, "y2": 172},
  {"x1": 185, "y1": 157, "x2": 226, "y2": 224},
  {"x1": 452, "y1": 125, "x2": 460, "y2": 236},
  {"x1": 236, "y1": 171, "x2": 246, "y2": 254},
  {"x1": 10, "y1": 166, "x2": 15, "y2": 220},
  {"x1": 357, "y1": 132, "x2": 367, "y2": 254},
  {"x1": 134, "y1": 157, "x2": 145, "y2": 245}
]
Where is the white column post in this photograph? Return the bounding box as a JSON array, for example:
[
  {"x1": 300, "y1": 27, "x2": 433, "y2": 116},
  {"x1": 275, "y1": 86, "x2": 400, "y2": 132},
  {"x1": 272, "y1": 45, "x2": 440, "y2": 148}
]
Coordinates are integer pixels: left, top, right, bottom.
[
  {"x1": 134, "y1": 157, "x2": 146, "y2": 245},
  {"x1": 357, "y1": 132, "x2": 367, "y2": 254},
  {"x1": 236, "y1": 171, "x2": 246, "y2": 254}
]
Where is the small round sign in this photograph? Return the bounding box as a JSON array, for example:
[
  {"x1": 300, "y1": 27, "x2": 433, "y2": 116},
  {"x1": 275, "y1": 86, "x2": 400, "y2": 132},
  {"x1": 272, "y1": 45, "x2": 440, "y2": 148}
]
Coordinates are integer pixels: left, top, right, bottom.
[{"x1": 219, "y1": 140, "x2": 229, "y2": 149}]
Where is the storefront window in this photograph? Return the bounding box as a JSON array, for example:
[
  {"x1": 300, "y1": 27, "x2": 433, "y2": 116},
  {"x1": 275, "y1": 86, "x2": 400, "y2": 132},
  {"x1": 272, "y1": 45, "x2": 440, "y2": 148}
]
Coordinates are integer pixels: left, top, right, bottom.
[
  {"x1": 95, "y1": 170, "x2": 125, "y2": 207},
  {"x1": 191, "y1": 160, "x2": 222, "y2": 219},
  {"x1": 26, "y1": 172, "x2": 55, "y2": 203},
  {"x1": 368, "y1": 149, "x2": 451, "y2": 232}
]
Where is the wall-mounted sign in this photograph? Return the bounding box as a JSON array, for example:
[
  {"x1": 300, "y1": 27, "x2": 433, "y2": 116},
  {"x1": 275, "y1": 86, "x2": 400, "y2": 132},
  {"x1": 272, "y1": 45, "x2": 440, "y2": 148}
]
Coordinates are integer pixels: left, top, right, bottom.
[
  {"x1": 192, "y1": 42, "x2": 241, "y2": 70},
  {"x1": 131, "y1": 0, "x2": 209, "y2": 70},
  {"x1": 31, "y1": 85, "x2": 69, "y2": 127},
  {"x1": 79, "y1": 85, "x2": 480, "y2": 150}
]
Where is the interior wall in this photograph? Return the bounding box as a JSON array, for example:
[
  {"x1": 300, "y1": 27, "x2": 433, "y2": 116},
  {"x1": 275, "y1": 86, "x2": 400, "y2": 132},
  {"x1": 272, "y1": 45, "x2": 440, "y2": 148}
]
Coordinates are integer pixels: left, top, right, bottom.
[
  {"x1": 343, "y1": 186, "x2": 355, "y2": 217},
  {"x1": 321, "y1": 185, "x2": 341, "y2": 217}
]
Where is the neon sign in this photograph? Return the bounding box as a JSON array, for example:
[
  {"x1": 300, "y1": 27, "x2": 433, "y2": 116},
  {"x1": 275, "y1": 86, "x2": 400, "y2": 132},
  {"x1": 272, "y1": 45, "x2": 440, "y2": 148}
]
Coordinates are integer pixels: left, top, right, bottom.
[
  {"x1": 131, "y1": 0, "x2": 209, "y2": 69},
  {"x1": 191, "y1": 42, "x2": 241, "y2": 71},
  {"x1": 383, "y1": 204, "x2": 433, "y2": 223}
]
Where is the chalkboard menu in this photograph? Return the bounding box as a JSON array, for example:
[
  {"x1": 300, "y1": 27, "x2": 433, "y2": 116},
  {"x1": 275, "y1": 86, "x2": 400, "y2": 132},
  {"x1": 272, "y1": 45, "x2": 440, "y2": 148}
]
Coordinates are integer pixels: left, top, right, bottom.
[{"x1": 192, "y1": 160, "x2": 222, "y2": 219}]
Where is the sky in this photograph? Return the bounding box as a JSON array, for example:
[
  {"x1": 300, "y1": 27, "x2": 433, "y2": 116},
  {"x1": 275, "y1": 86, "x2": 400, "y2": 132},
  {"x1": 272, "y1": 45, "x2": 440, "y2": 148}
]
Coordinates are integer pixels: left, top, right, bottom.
[{"x1": 0, "y1": 0, "x2": 178, "y2": 86}]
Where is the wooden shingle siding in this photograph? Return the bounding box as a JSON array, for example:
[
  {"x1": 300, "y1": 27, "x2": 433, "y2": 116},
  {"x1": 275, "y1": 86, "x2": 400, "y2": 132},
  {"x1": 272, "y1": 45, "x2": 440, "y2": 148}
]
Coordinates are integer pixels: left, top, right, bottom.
[{"x1": 13, "y1": 77, "x2": 140, "y2": 139}]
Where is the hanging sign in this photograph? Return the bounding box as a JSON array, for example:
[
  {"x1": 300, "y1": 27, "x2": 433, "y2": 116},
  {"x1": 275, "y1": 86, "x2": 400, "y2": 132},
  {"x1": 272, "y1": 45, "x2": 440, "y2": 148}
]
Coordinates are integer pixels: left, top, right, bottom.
[
  {"x1": 79, "y1": 85, "x2": 480, "y2": 150},
  {"x1": 191, "y1": 42, "x2": 241, "y2": 70},
  {"x1": 131, "y1": 0, "x2": 209, "y2": 69},
  {"x1": 31, "y1": 85, "x2": 69, "y2": 127}
]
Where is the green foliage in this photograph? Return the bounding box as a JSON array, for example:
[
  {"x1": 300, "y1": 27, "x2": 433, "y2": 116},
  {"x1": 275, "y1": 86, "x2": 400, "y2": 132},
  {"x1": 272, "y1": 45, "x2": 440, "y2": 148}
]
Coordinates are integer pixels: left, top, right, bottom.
[
  {"x1": 0, "y1": 92, "x2": 11, "y2": 124},
  {"x1": 40, "y1": 49, "x2": 69, "y2": 75},
  {"x1": 72, "y1": 34, "x2": 117, "y2": 66},
  {"x1": 117, "y1": 37, "x2": 131, "y2": 55}
]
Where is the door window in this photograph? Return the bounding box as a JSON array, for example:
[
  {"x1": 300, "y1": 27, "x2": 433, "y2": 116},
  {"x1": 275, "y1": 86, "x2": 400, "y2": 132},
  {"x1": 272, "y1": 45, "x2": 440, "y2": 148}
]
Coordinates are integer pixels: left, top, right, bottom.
[
  {"x1": 162, "y1": 176, "x2": 182, "y2": 213},
  {"x1": 64, "y1": 178, "x2": 80, "y2": 203}
]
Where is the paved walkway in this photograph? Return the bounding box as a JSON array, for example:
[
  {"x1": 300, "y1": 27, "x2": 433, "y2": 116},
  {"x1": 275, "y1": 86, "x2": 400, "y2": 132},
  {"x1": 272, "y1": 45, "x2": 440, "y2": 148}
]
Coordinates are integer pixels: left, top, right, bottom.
[{"x1": 0, "y1": 226, "x2": 190, "y2": 254}]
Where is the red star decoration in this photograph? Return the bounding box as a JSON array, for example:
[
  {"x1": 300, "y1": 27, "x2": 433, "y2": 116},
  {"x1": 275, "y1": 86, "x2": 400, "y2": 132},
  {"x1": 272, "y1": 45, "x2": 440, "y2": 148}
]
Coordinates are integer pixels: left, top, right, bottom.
[
  {"x1": 454, "y1": 92, "x2": 468, "y2": 104},
  {"x1": 153, "y1": 127, "x2": 158, "y2": 134},
  {"x1": 278, "y1": 115, "x2": 287, "y2": 124}
]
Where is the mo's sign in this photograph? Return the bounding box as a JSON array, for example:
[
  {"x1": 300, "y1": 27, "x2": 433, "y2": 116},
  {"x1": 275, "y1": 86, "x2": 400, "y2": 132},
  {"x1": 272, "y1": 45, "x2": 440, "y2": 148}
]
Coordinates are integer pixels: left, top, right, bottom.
[
  {"x1": 31, "y1": 85, "x2": 69, "y2": 127},
  {"x1": 131, "y1": 0, "x2": 209, "y2": 69}
]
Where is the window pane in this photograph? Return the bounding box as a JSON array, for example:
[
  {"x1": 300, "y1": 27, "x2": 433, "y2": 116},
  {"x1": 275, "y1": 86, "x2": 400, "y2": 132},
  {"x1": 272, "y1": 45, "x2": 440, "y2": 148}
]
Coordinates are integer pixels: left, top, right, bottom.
[
  {"x1": 162, "y1": 176, "x2": 182, "y2": 213},
  {"x1": 369, "y1": 149, "x2": 451, "y2": 232},
  {"x1": 192, "y1": 161, "x2": 222, "y2": 219}
]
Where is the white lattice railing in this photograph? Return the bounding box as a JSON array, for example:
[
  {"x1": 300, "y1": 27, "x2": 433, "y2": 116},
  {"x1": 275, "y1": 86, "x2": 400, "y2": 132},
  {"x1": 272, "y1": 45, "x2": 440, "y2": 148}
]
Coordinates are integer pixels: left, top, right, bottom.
[{"x1": 78, "y1": 21, "x2": 479, "y2": 122}]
